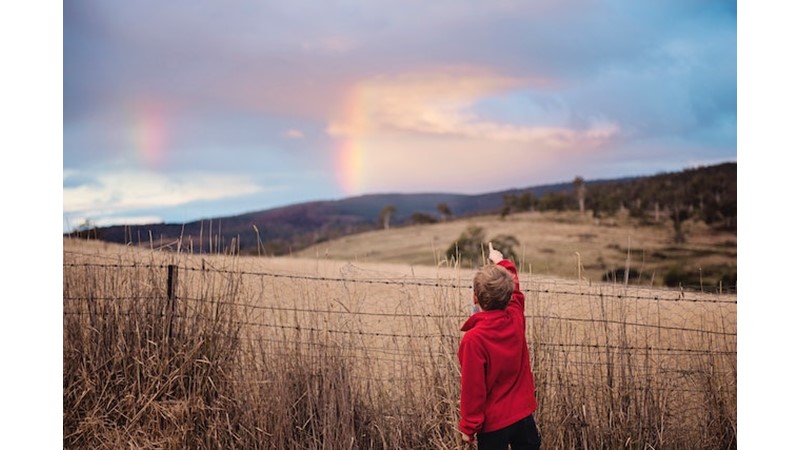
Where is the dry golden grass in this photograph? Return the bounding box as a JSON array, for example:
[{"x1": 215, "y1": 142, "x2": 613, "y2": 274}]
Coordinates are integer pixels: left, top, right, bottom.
[
  {"x1": 296, "y1": 210, "x2": 736, "y2": 289},
  {"x1": 63, "y1": 233, "x2": 736, "y2": 449}
]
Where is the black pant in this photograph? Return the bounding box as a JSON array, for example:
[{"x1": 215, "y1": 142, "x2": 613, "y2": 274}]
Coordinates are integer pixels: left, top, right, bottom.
[{"x1": 477, "y1": 415, "x2": 541, "y2": 450}]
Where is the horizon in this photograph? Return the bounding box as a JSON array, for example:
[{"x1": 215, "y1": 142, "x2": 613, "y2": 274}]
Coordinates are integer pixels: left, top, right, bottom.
[{"x1": 64, "y1": 160, "x2": 735, "y2": 231}]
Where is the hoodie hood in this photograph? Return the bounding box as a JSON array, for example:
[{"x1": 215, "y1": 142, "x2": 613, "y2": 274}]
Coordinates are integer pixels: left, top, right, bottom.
[{"x1": 460, "y1": 308, "x2": 509, "y2": 332}]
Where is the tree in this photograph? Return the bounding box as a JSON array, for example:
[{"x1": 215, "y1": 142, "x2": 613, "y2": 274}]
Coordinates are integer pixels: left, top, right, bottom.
[
  {"x1": 436, "y1": 203, "x2": 453, "y2": 221},
  {"x1": 538, "y1": 192, "x2": 569, "y2": 211},
  {"x1": 76, "y1": 218, "x2": 96, "y2": 233},
  {"x1": 573, "y1": 176, "x2": 586, "y2": 213},
  {"x1": 503, "y1": 194, "x2": 518, "y2": 211},
  {"x1": 445, "y1": 226, "x2": 521, "y2": 267},
  {"x1": 489, "y1": 234, "x2": 520, "y2": 263},
  {"x1": 378, "y1": 205, "x2": 396, "y2": 230},
  {"x1": 669, "y1": 203, "x2": 692, "y2": 243},
  {"x1": 500, "y1": 194, "x2": 520, "y2": 218},
  {"x1": 446, "y1": 226, "x2": 487, "y2": 267},
  {"x1": 517, "y1": 192, "x2": 536, "y2": 212},
  {"x1": 72, "y1": 219, "x2": 102, "y2": 240},
  {"x1": 501, "y1": 194, "x2": 518, "y2": 218},
  {"x1": 409, "y1": 212, "x2": 437, "y2": 225}
]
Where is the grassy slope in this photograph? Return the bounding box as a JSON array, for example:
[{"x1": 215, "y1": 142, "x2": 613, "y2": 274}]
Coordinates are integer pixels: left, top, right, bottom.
[
  {"x1": 295, "y1": 210, "x2": 737, "y2": 287},
  {"x1": 63, "y1": 228, "x2": 737, "y2": 448}
]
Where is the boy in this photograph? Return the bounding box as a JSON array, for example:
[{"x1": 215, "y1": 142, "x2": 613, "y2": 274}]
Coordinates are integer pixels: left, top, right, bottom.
[{"x1": 458, "y1": 243, "x2": 540, "y2": 449}]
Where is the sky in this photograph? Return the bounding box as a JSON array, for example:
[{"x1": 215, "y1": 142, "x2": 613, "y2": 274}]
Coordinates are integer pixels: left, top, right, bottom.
[{"x1": 61, "y1": 0, "x2": 738, "y2": 232}]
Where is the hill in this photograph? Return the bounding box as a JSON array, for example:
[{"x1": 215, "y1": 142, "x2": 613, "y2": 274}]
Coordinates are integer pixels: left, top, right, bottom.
[
  {"x1": 69, "y1": 162, "x2": 735, "y2": 262},
  {"x1": 67, "y1": 181, "x2": 603, "y2": 253},
  {"x1": 295, "y1": 208, "x2": 736, "y2": 291}
]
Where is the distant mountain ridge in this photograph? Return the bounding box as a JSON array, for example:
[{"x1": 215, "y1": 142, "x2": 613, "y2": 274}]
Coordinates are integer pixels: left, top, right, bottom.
[
  {"x1": 74, "y1": 181, "x2": 589, "y2": 254},
  {"x1": 70, "y1": 163, "x2": 733, "y2": 255}
]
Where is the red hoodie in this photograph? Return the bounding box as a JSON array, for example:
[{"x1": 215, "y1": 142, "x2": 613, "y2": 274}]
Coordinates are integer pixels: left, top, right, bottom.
[{"x1": 458, "y1": 259, "x2": 538, "y2": 438}]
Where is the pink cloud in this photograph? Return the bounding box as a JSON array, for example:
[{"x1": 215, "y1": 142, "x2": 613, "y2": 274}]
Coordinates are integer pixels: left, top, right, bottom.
[
  {"x1": 327, "y1": 67, "x2": 615, "y2": 149},
  {"x1": 284, "y1": 129, "x2": 304, "y2": 139},
  {"x1": 327, "y1": 67, "x2": 621, "y2": 193}
]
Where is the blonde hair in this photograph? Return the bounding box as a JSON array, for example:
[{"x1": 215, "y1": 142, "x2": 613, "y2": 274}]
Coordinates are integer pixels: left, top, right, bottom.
[{"x1": 473, "y1": 265, "x2": 514, "y2": 311}]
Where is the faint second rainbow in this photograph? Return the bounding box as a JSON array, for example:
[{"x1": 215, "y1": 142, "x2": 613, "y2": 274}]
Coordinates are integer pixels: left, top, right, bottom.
[
  {"x1": 127, "y1": 98, "x2": 168, "y2": 170},
  {"x1": 333, "y1": 85, "x2": 368, "y2": 196}
]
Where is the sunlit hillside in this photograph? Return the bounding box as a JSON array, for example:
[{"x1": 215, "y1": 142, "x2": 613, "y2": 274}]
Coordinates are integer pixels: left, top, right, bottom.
[{"x1": 296, "y1": 210, "x2": 737, "y2": 291}]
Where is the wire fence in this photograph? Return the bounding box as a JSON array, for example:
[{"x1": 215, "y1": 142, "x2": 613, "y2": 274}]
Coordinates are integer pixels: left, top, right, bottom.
[
  {"x1": 63, "y1": 255, "x2": 737, "y2": 448},
  {"x1": 63, "y1": 259, "x2": 737, "y2": 369},
  {"x1": 64, "y1": 261, "x2": 738, "y2": 303}
]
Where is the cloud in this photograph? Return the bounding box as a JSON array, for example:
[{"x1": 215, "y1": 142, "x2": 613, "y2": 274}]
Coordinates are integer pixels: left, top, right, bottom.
[
  {"x1": 327, "y1": 67, "x2": 619, "y2": 150},
  {"x1": 67, "y1": 215, "x2": 167, "y2": 230},
  {"x1": 284, "y1": 129, "x2": 304, "y2": 139},
  {"x1": 63, "y1": 169, "x2": 263, "y2": 217},
  {"x1": 355, "y1": 137, "x2": 595, "y2": 195}
]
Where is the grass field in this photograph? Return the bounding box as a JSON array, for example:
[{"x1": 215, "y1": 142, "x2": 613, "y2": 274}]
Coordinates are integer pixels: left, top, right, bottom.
[
  {"x1": 295, "y1": 210, "x2": 737, "y2": 291},
  {"x1": 63, "y1": 216, "x2": 736, "y2": 449}
]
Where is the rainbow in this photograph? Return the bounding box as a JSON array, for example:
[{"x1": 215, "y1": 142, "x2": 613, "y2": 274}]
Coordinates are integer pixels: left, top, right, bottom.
[
  {"x1": 128, "y1": 99, "x2": 167, "y2": 169},
  {"x1": 335, "y1": 87, "x2": 367, "y2": 195},
  {"x1": 337, "y1": 142, "x2": 364, "y2": 196}
]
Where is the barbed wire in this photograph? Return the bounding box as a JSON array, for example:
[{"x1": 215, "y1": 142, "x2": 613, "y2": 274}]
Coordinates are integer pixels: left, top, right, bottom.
[
  {"x1": 63, "y1": 262, "x2": 738, "y2": 304},
  {"x1": 63, "y1": 318, "x2": 736, "y2": 386},
  {"x1": 190, "y1": 334, "x2": 737, "y2": 375},
  {"x1": 62, "y1": 294, "x2": 736, "y2": 337},
  {"x1": 62, "y1": 309, "x2": 736, "y2": 356},
  {"x1": 225, "y1": 370, "x2": 724, "y2": 395}
]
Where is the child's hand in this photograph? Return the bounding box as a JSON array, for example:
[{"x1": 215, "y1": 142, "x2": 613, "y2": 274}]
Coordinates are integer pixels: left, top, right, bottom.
[
  {"x1": 488, "y1": 242, "x2": 503, "y2": 264},
  {"x1": 460, "y1": 431, "x2": 474, "y2": 444}
]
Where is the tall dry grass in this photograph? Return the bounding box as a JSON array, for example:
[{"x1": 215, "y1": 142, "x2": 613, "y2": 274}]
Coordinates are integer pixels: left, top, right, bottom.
[{"x1": 63, "y1": 240, "x2": 735, "y2": 449}]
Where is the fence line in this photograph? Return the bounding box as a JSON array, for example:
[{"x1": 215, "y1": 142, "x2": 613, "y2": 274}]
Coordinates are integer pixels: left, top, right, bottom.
[
  {"x1": 63, "y1": 308, "x2": 736, "y2": 357},
  {"x1": 63, "y1": 249, "x2": 738, "y2": 449},
  {"x1": 63, "y1": 261, "x2": 738, "y2": 304},
  {"x1": 62, "y1": 262, "x2": 737, "y2": 361},
  {"x1": 63, "y1": 293, "x2": 737, "y2": 337},
  {"x1": 63, "y1": 260, "x2": 737, "y2": 363}
]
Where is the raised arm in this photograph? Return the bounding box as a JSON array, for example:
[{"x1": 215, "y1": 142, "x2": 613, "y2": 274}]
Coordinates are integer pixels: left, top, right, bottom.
[{"x1": 488, "y1": 242, "x2": 525, "y2": 312}]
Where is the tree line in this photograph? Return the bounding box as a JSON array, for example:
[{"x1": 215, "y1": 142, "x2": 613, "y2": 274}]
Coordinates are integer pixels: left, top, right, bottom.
[
  {"x1": 496, "y1": 163, "x2": 736, "y2": 242},
  {"x1": 377, "y1": 163, "x2": 735, "y2": 244}
]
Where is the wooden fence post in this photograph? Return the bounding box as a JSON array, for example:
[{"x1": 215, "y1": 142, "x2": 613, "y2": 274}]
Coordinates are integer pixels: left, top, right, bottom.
[{"x1": 167, "y1": 264, "x2": 177, "y2": 339}]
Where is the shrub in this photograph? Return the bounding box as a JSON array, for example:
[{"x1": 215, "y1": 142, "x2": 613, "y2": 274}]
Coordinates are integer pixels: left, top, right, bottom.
[
  {"x1": 446, "y1": 226, "x2": 486, "y2": 267},
  {"x1": 489, "y1": 234, "x2": 520, "y2": 264},
  {"x1": 664, "y1": 265, "x2": 737, "y2": 293},
  {"x1": 445, "y1": 227, "x2": 520, "y2": 267},
  {"x1": 602, "y1": 267, "x2": 642, "y2": 284}
]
